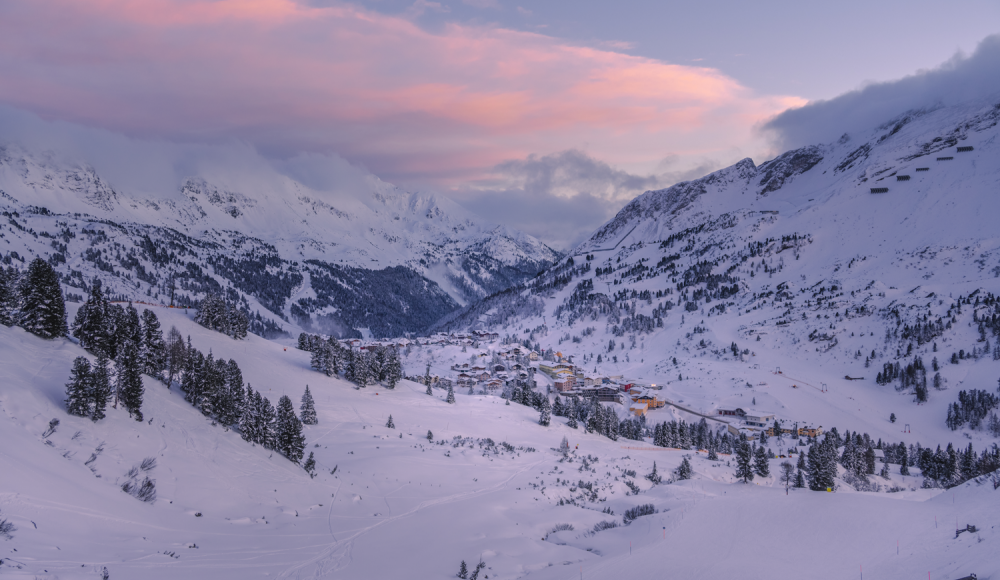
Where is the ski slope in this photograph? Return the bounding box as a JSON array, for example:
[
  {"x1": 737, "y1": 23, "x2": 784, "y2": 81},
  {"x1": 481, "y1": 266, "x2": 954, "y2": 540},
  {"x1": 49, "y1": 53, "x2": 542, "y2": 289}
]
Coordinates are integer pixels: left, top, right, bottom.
[{"x1": 1, "y1": 304, "x2": 997, "y2": 579}]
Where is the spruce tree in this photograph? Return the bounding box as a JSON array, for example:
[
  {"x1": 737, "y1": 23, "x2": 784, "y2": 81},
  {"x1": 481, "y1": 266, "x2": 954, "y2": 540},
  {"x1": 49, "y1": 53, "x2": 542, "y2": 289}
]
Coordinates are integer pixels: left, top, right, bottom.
[
  {"x1": 386, "y1": 415, "x2": 395, "y2": 429},
  {"x1": 122, "y1": 302, "x2": 142, "y2": 353},
  {"x1": 567, "y1": 409, "x2": 578, "y2": 429},
  {"x1": 300, "y1": 385, "x2": 318, "y2": 425},
  {"x1": 754, "y1": 445, "x2": 771, "y2": 477},
  {"x1": 458, "y1": 560, "x2": 468, "y2": 579},
  {"x1": 384, "y1": 348, "x2": 402, "y2": 389},
  {"x1": 0, "y1": 266, "x2": 18, "y2": 326},
  {"x1": 707, "y1": 445, "x2": 718, "y2": 461},
  {"x1": 794, "y1": 469, "x2": 806, "y2": 488},
  {"x1": 427, "y1": 430, "x2": 433, "y2": 441},
  {"x1": 900, "y1": 451, "x2": 910, "y2": 476},
  {"x1": 275, "y1": 395, "x2": 305, "y2": 462},
  {"x1": 675, "y1": 457, "x2": 692, "y2": 480},
  {"x1": 426, "y1": 380, "x2": 433, "y2": 396},
  {"x1": 538, "y1": 397, "x2": 551, "y2": 426},
  {"x1": 90, "y1": 350, "x2": 111, "y2": 422},
  {"x1": 446, "y1": 384, "x2": 455, "y2": 404},
  {"x1": 240, "y1": 385, "x2": 259, "y2": 443},
  {"x1": 19, "y1": 258, "x2": 67, "y2": 339},
  {"x1": 72, "y1": 278, "x2": 110, "y2": 354},
  {"x1": 735, "y1": 440, "x2": 754, "y2": 483},
  {"x1": 303, "y1": 452, "x2": 316, "y2": 477},
  {"x1": 259, "y1": 393, "x2": 277, "y2": 449},
  {"x1": 139, "y1": 309, "x2": 166, "y2": 378},
  {"x1": 65, "y1": 356, "x2": 93, "y2": 417},
  {"x1": 117, "y1": 339, "x2": 144, "y2": 421}
]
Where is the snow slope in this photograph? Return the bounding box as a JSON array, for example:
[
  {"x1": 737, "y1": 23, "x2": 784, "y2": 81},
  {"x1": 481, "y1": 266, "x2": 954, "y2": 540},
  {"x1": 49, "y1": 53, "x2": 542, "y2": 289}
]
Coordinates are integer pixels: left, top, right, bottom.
[
  {"x1": 1, "y1": 306, "x2": 998, "y2": 579},
  {"x1": 435, "y1": 94, "x2": 1000, "y2": 451}
]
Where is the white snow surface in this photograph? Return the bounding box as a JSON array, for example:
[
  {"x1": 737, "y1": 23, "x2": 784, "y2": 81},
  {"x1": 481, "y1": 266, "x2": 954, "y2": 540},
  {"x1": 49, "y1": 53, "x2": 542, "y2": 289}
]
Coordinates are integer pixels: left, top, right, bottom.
[{"x1": 1, "y1": 304, "x2": 998, "y2": 579}]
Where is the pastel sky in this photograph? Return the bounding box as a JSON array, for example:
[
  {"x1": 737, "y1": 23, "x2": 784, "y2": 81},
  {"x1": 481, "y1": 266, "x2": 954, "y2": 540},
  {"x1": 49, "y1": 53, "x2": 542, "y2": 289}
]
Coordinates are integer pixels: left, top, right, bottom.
[{"x1": 1, "y1": 0, "x2": 998, "y2": 248}]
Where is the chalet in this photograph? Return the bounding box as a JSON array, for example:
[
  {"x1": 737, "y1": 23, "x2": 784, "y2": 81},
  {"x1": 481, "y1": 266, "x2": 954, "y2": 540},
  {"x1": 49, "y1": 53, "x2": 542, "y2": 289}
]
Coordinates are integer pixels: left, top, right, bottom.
[
  {"x1": 477, "y1": 372, "x2": 491, "y2": 381},
  {"x1": 744, "y1": 412, "x2": 775, "y2": 428},
  {"x1": 493, "y1": 364, "x2": 506, "y2": 372},
  {"x1": 631, "y1": 392, "x2": 665, "y2": 409},
  {"x1": 797, "y1": 425, "x2": 823, "y2": 438},
  {"x1": 630, "y1": 402, "x2": 648, "y2": 417},
  {"x1": 717, "y1": 408, "x2": 747, "y2": 418}
]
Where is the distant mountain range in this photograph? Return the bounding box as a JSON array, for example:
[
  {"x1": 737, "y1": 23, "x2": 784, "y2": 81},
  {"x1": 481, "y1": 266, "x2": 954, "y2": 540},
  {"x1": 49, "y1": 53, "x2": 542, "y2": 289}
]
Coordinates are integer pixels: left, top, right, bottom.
[{"x1": 0, "y1": 144, "x2": 559, "y2": 337}]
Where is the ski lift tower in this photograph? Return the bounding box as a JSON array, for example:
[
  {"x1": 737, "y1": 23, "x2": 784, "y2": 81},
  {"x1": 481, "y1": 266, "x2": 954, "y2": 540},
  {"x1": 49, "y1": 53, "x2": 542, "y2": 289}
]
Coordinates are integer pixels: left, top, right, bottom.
[
  {"x1": 904, "y1": 423, "x2": 911, "y2": 433},
  {"x1": 821, "y1": 383, "x2": 828, "y2": 393}
]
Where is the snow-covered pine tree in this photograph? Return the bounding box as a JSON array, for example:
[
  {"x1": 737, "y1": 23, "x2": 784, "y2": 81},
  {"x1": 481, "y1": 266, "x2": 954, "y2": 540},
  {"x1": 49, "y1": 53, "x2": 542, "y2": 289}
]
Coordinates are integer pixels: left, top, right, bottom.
[
  {"x1": 72, "y1": 278, "x2": 110, "y2": 355},
  {"x1": 259, "y1": 393, "x2": 277, "y2": 450},
  {"x1": 675, "y1": 457, "x2": 692, "y2": 480},
  {"x1": 0, "y1": 266, "x2": 18, "y2": 327},
  {"x1": 552, "y1": 396, "x2": 564, "y2": 417},
  {"x1": 91, "y1": 350, "x2": 111, "y2": 422},
  {"x1": 300, "y1": 385, "x2": 318, "y2": 425},
  {"x1": 457, "y1": 560, "x2": 468, "y2": 579},
  {"x1": 199, "y1": 352, "x2": 223, "y2": 418},
  {"x1": 122, "y1": 302, "x2": 143, "y2": 353},
  {"x1": 567, "y1": 404, "x2": 578, "y2": 429},
  {"x1": 754, "y1": 444, "x2": 770, "y2": 477},
  {"x1": 446, "y1": 384, "x2": 455, "y2": 404},
  {"x1": 900, "y1": 450, "x2": 910, "y2": 475},
  {"x1": 240, "y1": 385, "x2": 259, "y2": 443},
  {"x1": 794, "y1": 469, "x2": 806, "y2": 488},
  {"x1": 646, "y1": 461, "x2": 662, "y2": 484},
  {"x1": 139, "y1": 309, "x2": 166, "y2": 379},
  {"x1": 65, "y1": 356, "x2": 93, "y2": 417},
  {"x1": 275, "y1": 395, "x2": 305, "y2": 462},
  {"x1": 117, "y1": 339, "x2": 144, "y2": 421},
  {"x1": 538, "y1": 397, "x2": 551, "y2": 426},
  {"x1": 386, "y1": 415, "x2": 395, "y2": 429},
  {"x1": 19, "y1": 258, "x2": 66, "y2": 339},
  {"x1": 182, "y1": 348, "x2": 205, "y2": 405},
  {"x1": 384, "y1": 347, "x2": 402, "y2": 389},
  {"x1": 303, "y1": 452, "x2": 316, "y2": 477},
  {"x1": 354, "y1": 351, "x2": 371, "y2": 388},
  {"x1": 427, "y1": 430, "x2": 433, "y2": 441},
  {"x1": 735, "y1": 440, "x2": 754, "y2": 483}
]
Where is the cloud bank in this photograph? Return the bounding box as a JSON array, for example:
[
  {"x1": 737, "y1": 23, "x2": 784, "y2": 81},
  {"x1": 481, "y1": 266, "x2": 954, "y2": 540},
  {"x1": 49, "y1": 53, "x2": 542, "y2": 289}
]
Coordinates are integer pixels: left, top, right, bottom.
[
  {"x1": 0, "y1": 0, "x2": 800, "y2": 192},
  {"x1": 762, "y1": 34, "x2": 1000, "y2": 150}
]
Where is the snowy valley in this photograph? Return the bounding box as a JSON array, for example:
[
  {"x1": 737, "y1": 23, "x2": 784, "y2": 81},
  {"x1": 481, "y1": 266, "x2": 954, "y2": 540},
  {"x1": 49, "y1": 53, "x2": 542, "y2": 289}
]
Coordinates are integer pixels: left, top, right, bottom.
[{"x1": 1, "y1": 93, "x2": 1000, "y2": 580}]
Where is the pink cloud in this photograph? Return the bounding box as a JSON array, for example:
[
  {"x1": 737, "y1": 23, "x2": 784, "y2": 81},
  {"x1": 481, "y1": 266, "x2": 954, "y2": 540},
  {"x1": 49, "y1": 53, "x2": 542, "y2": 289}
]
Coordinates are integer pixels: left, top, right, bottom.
[{"x1": 0, "y1": 0, "x2": 805, "y2": 186}]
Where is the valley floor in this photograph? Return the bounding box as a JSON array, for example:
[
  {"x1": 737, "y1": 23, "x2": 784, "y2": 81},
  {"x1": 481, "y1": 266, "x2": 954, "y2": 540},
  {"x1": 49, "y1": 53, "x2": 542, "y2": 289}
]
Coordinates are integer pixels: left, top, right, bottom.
[{"x1": 1, "y1": 307, "x2": 997, "y2": 579}]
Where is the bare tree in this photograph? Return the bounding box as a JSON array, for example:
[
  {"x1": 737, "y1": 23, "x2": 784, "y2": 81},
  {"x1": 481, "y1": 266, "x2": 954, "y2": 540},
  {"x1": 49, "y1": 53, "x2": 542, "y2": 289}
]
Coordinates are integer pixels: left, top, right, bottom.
[{"x1": 780, "y1": 460, "x2": 795, "y2": 492}]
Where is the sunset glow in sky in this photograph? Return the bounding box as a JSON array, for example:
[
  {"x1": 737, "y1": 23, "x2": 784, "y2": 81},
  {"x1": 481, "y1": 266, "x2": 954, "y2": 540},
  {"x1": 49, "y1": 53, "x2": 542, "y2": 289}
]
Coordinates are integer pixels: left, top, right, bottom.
[{"x1": 1, "y1": 0, "x2": 998, "y2": 247}]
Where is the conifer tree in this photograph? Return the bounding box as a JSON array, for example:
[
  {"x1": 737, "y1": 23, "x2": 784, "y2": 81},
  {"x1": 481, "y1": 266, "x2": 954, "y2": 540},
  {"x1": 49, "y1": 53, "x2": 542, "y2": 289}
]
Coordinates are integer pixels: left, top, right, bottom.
[
  {"x1": 735, "y1": 440, "x2": 754, "y2": 483},
  {"x1": 446, "y1": 384, "x2": 455, "y2": 404},
  {"x1": 354, "y1": 351, "x2": 370, "y2": 388},
  {"x1": 275, "y1": 395, "x2": 305, "y2": 462},
  {"x1": 90, "y1": 350, "x2": 111, "y2": 422},
  {"x1": 708, "y1": 445, "x2": 718, "y2": 461},
  {"x1": 552, "y1": 396, "x2": 564, "y2": 417},
  {"x1": 538, "y1": 397, "x2": 551, "y2": 426},
  {"x1": 567, "y1": 408, "x2": 578, "y2": 429},
  {"x1": 303, "y1": 452, "x2": 316, "y2": 478},
  {"x1": 72, "y1": 278, "x2": 110, "y2": 354},
  {"x1": 0, "y1": 266, "x2": 18, "y2": 326},
  {"x1": 794, "y1": 469, "x2": 806, "y2": 488},
  {"x1": 426, "y1": 380, "x2": 433, "y2": 396},
  {"x1": 300, "y1": 385, "x2": 318, "y2": 425},
  {"x1": 427, "y1": 430, "x2": 433, "y2": 441},
  {"x1": 384, "y1": 347, "x2": 402, "y2": 389},
  {"x1": 900, "y1": 451, "x2": 910, "y2": 476},
  {"x1": 754, "y1": 445, "x2": 771, "y2": 477},
  {"x1": 458, "y1": 560, "x2": 468, "y2": 579},
  {"x1": 386, "y1": 415, "x2": 395, "y2": 429},
  {"x1": 122, "y1": 302, "x2": 142, "y2": 352},
  {"x1": 117, "y1": 339, "x2": 144, "y2": 421},
  {"x1": 675, "y1": 457, "x2": 692, "y2": 480},
  {"x1": 240, "y1": 385, "x2": 259, "y2": 443},
  {"x1": 139, "y1": 309, "x2": 166, "y2": 378},
  {"x1": 65, "y1": 356, "x2": 93, "y2": 417},
  {"x1": 19, "y1": 257, "x2": 66, "y2": 339},
  {"x1": 259, "y1": 393, "x2": 277, "y2": 450}
]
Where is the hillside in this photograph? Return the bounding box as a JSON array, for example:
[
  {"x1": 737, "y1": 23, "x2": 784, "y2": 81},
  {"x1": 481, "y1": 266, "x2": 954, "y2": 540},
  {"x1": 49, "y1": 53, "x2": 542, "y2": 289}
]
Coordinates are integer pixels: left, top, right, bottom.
[
  {"x1": 0, "y1": 144, "x2": 559, "y2": 337},
  {"x1": 1, "y1": 305, "x2": 997, "y2": 580},
  {"x1": 434, "y1": 94, "x2": 1000, "y2": 449}
]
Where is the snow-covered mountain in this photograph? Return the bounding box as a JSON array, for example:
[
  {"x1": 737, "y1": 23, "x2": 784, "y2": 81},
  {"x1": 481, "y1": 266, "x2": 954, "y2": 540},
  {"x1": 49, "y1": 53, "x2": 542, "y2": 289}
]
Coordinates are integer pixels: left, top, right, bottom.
[
  {"x1": 436, "y1": 94, "x2": 1000, "y2": 445},
  {"x1": 0, "y1": 145, "x2": 559, "y2": 337}
]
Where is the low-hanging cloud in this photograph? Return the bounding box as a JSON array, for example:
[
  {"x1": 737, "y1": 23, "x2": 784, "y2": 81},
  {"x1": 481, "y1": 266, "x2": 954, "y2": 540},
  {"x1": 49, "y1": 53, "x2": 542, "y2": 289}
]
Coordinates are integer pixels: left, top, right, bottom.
[
  {"x1": 762, "y1": 34, "x2": 1000, "y2": 150},
  {"x1": 0, "y1": 105, "x2": 378, "y2": 205},
  {"x1": 454, "y1": 149, "x2": 729, "y2": 250}
]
